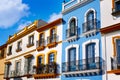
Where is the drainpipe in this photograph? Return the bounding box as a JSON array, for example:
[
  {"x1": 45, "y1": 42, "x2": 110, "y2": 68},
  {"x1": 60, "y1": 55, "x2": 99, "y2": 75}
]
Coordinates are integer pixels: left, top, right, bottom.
[{"x1": 104, "y1": 34, "x2": 108, "y2": 80}]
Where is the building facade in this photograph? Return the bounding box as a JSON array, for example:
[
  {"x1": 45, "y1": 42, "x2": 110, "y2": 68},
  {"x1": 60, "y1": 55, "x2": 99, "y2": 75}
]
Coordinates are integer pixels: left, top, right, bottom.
[
  {"x1": 0, "y1": 44, "x2": 7, "y2": 80},
  {"x1": 100, "y1": 0, "x2": 120, "y2": 80},
  {"x1": 4, "y1": 20, "x2": 47, "y2": 80},
  {"x1": 33, "y1": 18, "x2": 63, "y2": 80},
  {"x1": 61, "y1": 0, "x2": 105, "y2": 80}
]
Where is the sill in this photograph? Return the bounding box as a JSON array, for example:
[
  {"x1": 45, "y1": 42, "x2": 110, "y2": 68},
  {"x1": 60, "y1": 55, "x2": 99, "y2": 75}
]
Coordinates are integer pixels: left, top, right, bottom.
[
  {"x1": 33, "y1": 73, "x2": 59, "y2": 79},
  {"x1": 66, "y1": 35, "x2": 78, "y2": 42},
  {"x1": 23, "y1": 74, "x2": 32, "y2": 78},
  {"x1": 107, "y1": 69, "x2": 120, "y2": 74},
  {"x1": 63, "y1": 69, "x2": 101, "y2": 77},
  {"x1": 27, "y1": 44, "x2": 34, "y2": 48},
  {"x1": 47, "y1": 42, "x2": 57, "y2": 48},
  {"x1": 16, "y1": 49, "x2": 22, "y2": 52},
  {"x1": 112, "y1": 10, "x2": 120, "y2": 16},
  {"x1": 82, "y1": 29, "x2": 97, "y2": 37},
  {"x1": 37, "y1": 46, "x2": 45, "y2": 51}
]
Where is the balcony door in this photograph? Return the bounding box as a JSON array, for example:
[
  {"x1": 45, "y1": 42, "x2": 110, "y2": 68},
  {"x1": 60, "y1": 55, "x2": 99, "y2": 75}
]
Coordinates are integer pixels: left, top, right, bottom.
[
  {"x1": 116, "y1": 39, "x2": 120, "y2": 63},
  {"x1": 69, "y1": 19, "x2": 76, "y2": 37},
  {"x1": 86, "y1": 11, "x2": 94, "y2": 30},
  {"x1": 86, "y1": 43, "x2": 95, "y2": 69},
  {"x1": 16, "y1": 61, "x2": 21, "y2": 75},
  {"x1": 68, "y1": 48, "x2": 76, "y2": 71},
  {"x1": 50, "y1": 28, "x2": 56, "y2": 42}
]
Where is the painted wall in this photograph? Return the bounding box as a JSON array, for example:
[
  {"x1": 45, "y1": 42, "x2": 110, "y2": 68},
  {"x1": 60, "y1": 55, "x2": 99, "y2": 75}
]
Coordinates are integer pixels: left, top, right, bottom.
[{"x1": 62, "y1": 0, "x2": 103, "y2": 80}]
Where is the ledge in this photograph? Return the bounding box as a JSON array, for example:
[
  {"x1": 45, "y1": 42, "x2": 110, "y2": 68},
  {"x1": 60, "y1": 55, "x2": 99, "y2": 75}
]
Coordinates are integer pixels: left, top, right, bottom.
[
  {"x1": 47, "y1": 42, "x2": 57, "y2": 48},
  {"x1": 107, "y1": 69, "x2": 120, "y2": 74},
  {"x1": 33, "y1": 73, "x2": 59, "y2": 79},
  {"x1": 37, "y1": 46, "x2": 45, "y2": 51}
]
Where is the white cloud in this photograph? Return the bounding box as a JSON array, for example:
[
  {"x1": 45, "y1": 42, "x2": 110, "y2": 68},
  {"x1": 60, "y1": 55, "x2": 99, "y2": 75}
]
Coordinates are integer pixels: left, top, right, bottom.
[
  {"x1": 0, "y1": 0, "x2": 29, "y2": 28},
  {"x1": 17, "y1": 21, "x2": 32, "y2": 30},
  {"x1": 48, "y1": 13, "x2": 62, "y2": 22}
]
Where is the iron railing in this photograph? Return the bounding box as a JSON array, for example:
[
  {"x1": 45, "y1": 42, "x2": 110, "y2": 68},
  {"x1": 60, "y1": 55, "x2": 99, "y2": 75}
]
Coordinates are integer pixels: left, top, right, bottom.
[
  {"x1": 47, "y1": 34, "x2": 57, "y2": 44},
  {"x1": 9, "y1": 70, "x2": 23, "y2": 78},
  {"x1": 62, "y1": 57, "x2": 104, "y2": 72},
  {"x1": 82, "y1": 19, "x2": 97, "y2": 33},
  {"x1": 111, "y1": 57, "x2": 120, "y2": 70},
  {"x1": 36, "y1": 39, "x2": 45, "y2": 47},
  {"x1": 66, "y1": 26, "x2": 78, "y2": 38},
  {"x1": 35, "y1": 63, "x2": 58, "y2": 74}
]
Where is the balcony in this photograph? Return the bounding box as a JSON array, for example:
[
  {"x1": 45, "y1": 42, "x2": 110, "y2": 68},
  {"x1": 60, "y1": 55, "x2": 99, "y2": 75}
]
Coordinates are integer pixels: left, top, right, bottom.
[
  {"x1": 36, "y1": 39, "x2": 45, "y2": 51},
  {"x1": 9, "y1": 70, "x2": 24, "y2": 78},
  {"x1": 16, "y1": 48, "x2": 22, "y2": 52},
  {"x1": 82, "y1": 19, "x2": 97, "y2": 37},
  {"x1": 66, "y1": 26, "x2": 78, "y2": 42},
  {"x1": 47, "y1": 34, "x2": 58, "y2": 48},
  {"x1": 62, "y1": 57, "x2": 104, "y2": 77},
  {"x1": 27, "y1": 43, "x2": 34, "y2": 48},
  {"x1": 110, "y1": 57, "x2": 120, "y2": 74},
  {"x1": 33, "y1": 63, "x2": 59, "y2": 79}
]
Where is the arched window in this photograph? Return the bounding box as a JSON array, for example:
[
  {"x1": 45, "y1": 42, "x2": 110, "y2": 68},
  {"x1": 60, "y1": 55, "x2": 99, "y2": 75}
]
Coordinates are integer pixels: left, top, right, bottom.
[
  {"x1": 86, "y1": 10, "x2": 94, "y2": 31},
  {"x1": 69, "y1": 18, "x2": 76, "y2": 37}
]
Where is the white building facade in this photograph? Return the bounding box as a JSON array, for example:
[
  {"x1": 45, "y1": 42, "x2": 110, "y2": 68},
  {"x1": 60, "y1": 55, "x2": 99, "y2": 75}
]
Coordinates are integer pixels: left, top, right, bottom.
[{"x1": 100, "y1": 0, "x2": 120, "y2": 80}]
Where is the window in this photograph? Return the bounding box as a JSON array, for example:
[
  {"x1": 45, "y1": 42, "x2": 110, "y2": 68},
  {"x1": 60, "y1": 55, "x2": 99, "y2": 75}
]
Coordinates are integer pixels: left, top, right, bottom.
[
  {"x1": 27, "y1": 35, "x2": 34, "y2": 47},
  {"x1": 50, "y1": 28, "x2": 56, "y2": 43},
  {"x1": 4, "y1": 64, "x2": 11, "y2": 78},
  {"x1": 16, "y1": 41, "x2": 22, "y2": 52},
  {"x1": 112, "y1": 0, "x2": 120, "y2": 15},
  {"x1": 86, "y1": 11, "x2": 94, "y2": 31},
  {"x1": 67, "y1": 18, "x2": 77, "y2": 38},
  {"x1": 16, "y1": 61, "x2": 21, "y2": 74},
  {"x1": 39, "y1": 33, "x2": 44, "y2": 46},
  {"x1": 8, "y1": 45, "x2": 12, "y2": 55},
  {"x1": 28, "y1": 35, "x2": 34, "y2": 45},
  {"x1": 86, "y1": 43, "x2": 95, "y2": 63},
  {"x1": 24, "y1": 57, "x2": 33, "y2": 74},
  {"x1": 38, "y1": 56, "x2": 43, "y2": 64},
  {"x1": 83, "y1": 9, "x2": 97, "y2": 34},
  {"x1": 49, "y1": 53, "x2": 55, "y2": 63},
  {"x1": 114, "y1": 0, "x2": 120, "y2": 12},
  {"x1": 68, "y1": 48, "x2": 76, "y2": 71},
  {"x1": 69, "y1": 19, "x2": 76, "y2": 37},
  {"x1": 116, "y1": 39, "x2": 120, "y2": 63}
]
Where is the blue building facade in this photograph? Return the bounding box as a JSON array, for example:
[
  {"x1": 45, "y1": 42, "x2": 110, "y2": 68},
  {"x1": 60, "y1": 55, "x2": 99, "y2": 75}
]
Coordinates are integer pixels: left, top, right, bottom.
[{"x1": 61, "y1": 0, "x2": 105, "y2": 80}]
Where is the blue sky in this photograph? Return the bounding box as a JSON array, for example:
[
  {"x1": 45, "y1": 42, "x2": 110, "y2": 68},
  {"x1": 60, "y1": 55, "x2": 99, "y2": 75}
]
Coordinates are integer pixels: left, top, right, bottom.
[{"x1": 0, "y1": 0, "x2": 63, "y2": 45}]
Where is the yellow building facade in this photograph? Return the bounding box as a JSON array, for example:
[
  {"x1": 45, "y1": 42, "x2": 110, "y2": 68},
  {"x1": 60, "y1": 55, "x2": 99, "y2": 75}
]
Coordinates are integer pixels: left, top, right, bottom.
[{"x1": 0, "y1": 44, "x2": 7, "y2": 80}]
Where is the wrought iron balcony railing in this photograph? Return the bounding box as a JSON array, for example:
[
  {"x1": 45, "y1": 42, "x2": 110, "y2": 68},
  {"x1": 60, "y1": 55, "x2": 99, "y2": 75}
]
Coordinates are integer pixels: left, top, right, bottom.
[
  {"x1": 36, "y1": 39, "x2": 45, "y2": 48},
  {"x1": 35, "y1": 63, "x2": 58, "y2": 74},
  {"x1": 82, "y1": 19, "x2": 97, "y2": 33},
  {"x1": 66, "y1": 26, "x2": 78, "y2": 38},
  {"x1": 62, "y1": 57, "x2": 104, "y2": 73},
  {"x1": 111, "y1": 57, "x2": 120, "y2": 70},
  {"x1": 47, "y1": 34, "x2": 57, "y2": 44},
  {"x1": 9, "y1": 70, "x2": 23, "y2": 78}
]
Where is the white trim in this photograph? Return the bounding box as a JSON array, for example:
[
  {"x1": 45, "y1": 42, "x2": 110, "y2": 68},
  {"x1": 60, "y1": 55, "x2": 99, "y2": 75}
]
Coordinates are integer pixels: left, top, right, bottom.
[
  {"x1": 84, "y1": 8, "x2": 96, "y2": 22},
  {"x1": 65, "y1": 44, "x2": 79, "y2": 62},
  {"x1": 68, "y1": 16, "x2": 78, "y2": 28},
  {"x1": 82, "y1": 39, "x2": 99, "y2": 59}
]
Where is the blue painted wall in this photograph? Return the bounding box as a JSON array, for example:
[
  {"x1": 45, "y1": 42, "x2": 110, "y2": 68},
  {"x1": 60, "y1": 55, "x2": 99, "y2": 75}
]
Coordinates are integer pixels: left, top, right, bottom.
[{"x1": 62, "y1": 0, "x2": 102, "y2": 80}]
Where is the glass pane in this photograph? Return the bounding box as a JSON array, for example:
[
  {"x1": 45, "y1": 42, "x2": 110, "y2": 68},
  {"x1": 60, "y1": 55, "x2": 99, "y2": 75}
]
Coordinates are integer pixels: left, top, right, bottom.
[
  {"x1": 38, "y1": 56, "x2": 42, "y2": 64},
  {"x1": 49, "y1": 53, "x2": 54, "y2": 63},
  {"x1": 70, "y1": 19, "x2": 76, "y2": 36},
  {"x1": 87, "y1": 11, "x2": 94, "y2": 30},
  {"x1": 86, "y1": 43, "x2": 95, "y2": 63}
]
